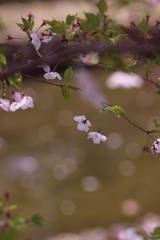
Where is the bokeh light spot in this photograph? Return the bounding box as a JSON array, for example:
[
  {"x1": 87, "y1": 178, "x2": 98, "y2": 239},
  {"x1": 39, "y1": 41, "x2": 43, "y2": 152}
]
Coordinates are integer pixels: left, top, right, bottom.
[
  {"x1": 136, "y1": 90, "x2": 154, "y2": 108},
  {"x1": 60, "y1": 200, "x2": 76, "y2": 215},
  {"x1": 106, "y1": 132, "x2": 124, "y2": 149},
  {"x1": 119, "y1": 160, "x2": 135, "y2": 176},
  {"x1": 81, "y1": 176, "x2": 101, "y2": 192},
  {"x1": 121, "y1": 199, "x2": 142, "y2": 216},
  {"x1": 125, "y1": 143, "x2": 141, "y2": 159},
  {"x1": 50, "y1": 139, "x2": 66, "y2": 154}
]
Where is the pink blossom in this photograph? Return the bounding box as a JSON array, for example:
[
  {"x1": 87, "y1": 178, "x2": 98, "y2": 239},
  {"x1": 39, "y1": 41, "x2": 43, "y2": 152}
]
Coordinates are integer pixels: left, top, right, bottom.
[
  {"x1": 44, "y1": 71, "x2": 62, "y2": 80},
  {"x1": 37, "y1": 63, "x2": 50, "y2": 73},
  {"x1": 88, "y1": 132, "x2": 107, "y2": 144},
  {"x1": 30, "y1": 33, "x2": 41, "y2": 51},
  {"x1": 12, "y1": 91, "x2": 22, "y2": 102},
  {"x1": 41, "y1": 32, "x2": 56, "y2": 43},
  {"x1": 27, "y1": 12, "x2": 35, "y2": 21},
  {"x1": 0, "y1": 98, "x2": 10, "y2": 111},
  {"x1": 10, "y1": 102, "x2": 21, "y2": 112},
  {"x1": 20, "y1": 95, "x2": 34, "y2": 110},
  {"x1": 74, "y1": 115, "x2": 91, "y2": 132}
]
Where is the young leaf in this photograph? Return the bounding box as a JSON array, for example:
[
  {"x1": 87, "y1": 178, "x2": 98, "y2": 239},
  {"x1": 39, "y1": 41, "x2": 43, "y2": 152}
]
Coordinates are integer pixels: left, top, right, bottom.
[
  {"x1": 107, "y1": 105, "x2": 125, "y2": 118},
  {"x1": 61, "y1": 86, "x2": 70, "y2": 100},
  {"x1": 67, "y1": 84, "x2": 77, "y2": 91},
  {"x1": 153, "y1": 118, "x2": 160, "y2": 128},
  {"x1": 64, "y1": 67, "x2": 73, "y2": 81},
  {"x1": 66, "y1": 14, "x2": 77, "y2": 25},
  {"x1": 0, "y1": 53, "x2": 6, "y2": 65},
  {"x1": 31, "y1": 214, "x2": 45, "y2": 226},
  {"x1": 138, "y1": 18, "x2": 148, "y2": 32},
  {"x1": 96, "y1": 0, "x2": 108, "y2": 14}
]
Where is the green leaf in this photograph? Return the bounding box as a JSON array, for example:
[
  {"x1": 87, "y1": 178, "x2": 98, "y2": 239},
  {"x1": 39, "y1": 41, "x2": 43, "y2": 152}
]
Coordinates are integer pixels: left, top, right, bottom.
[
  {"x1": 46, "y1": 20, "x2": 63, "y2": 30},
  {"x1": 138, "y1": 18, "x2": 148, "y2": 32},
  {"x1": 84, "y1": 13, "x2": 100, "y2": 31},
  {"x1": 9, "y1": 217, "x2": 27, "y2": 231},
  {"x1": 21, "y1": 17, "x2": 29, "y2": 30},
  {"x1": 61, "y1": 86, "x2": 70, "y2": 100},
  {"x1": 7, "y1": 72, "x2": 22, "y2": 86},
  {"x1": 67, "y1": 84, "x2": 77, "y2": 91},
  {"x1": 64, "y1": 67, "x2": 73, "y2": 81},
  {"x1": 66, "y1": 14, "x2": 77, "y2": 25},
  {"x1": 152, "y1": 227, "x2": 160, "y2": 237},
  {"x1": 153, "y1": 118, "x2": 160, "y2": 128},
  {"x1": 0, "y1": 53, "x2": 6, "y2": 65},
  {"x1": 155, "y1": 89, "x2": 160, "y2": 95},
  {"x1": 31, "y1": 214, "x2": 45, "y2": 226},
  {"x1": 96, "y1": 0, "x2": 108, "y2": 14},
  {"x1": 107, "y1": 105, "x2": 125, "y2": 118},
  {"x1": 16, "y1": 23, "x2": 24, "y2": 29}
]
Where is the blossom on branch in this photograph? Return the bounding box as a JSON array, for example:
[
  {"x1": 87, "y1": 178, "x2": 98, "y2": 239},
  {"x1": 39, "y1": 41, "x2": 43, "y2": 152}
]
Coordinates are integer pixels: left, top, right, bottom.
[
  {"x1": 41, "y1": 32, "x2": 56, "y2": 43},
  {"x1": 12, "y1": 91, "x2": 22, "y2": 102},
  {"x1": 88, "y1": 132, "x2": 107, "y2": 144},
  {"x1": 21, "y1": 95, "x2": 34, "y2": 110},
  {"x1": 37, "y1": 63, "x2": 50, "y2": 73},
  {"x1": 30, "y1": 33, "x2": 41, "y2": 51},
  {"x1": 74, "y1": 115, "x2": 91, "y2": 132},
  {"x1": 44, "y1": 71, "x2": 62, "y2": 80},
  {"x1": 10, "y1": 101, "x2": 21, "y2": 112},
  {"x1": 27, "y1": 12, "x2": 34, "y2": 21},
  {"x1": 0, "y1": 98, "x2": 10, "y2": 111},
  {"x1": 79, "y1": 52, "x2": 99, "y2": 65}
]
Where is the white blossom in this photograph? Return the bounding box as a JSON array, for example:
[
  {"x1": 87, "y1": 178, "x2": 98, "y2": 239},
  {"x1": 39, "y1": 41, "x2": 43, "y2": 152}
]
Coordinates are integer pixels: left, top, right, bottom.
[
  {"x1": 30, "y1": 33, "x2": 41, "y2": 51},
  {"x1": 106, "y1": 71, "x2": 143, "y2": 89},
  {"x1": 10, "y1": 101, "x2": 21, "y2": 112},
  {"x1": 44, "y1": 71, "x2": 62, "y2": 80},
  {"x1": 88, "y1": 132, "x2": 107, "y2": 144},
  {"x1": 117, "y1": 228, "x2": 143, "y2": 240},
  {"x1": 12, "y1": 91, "x2": 22, "y2": 102},
  {"x1": 21, "y1": 95, "x2": 34, "y2": 110},
  {"x1": 37, "y1": 63, "x2": 50, "y2": 73},
  {"x1": 74, "y1": 115, "x2": 91, "y2": 132},
  {"x1": 79, "y1": 52, "x2": 99, "y2": 65},
  {"x1": 0, "y1": 98, "x2": 10, "y2": 111},
  {"x1": 151, "y1": 138, "x2": 160, "y2": 154}
]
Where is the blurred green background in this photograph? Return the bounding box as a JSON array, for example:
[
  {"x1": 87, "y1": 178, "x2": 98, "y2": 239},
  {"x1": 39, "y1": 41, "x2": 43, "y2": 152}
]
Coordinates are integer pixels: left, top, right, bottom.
[{"x1": 1, "y1": 0, "x2": 160, "y2": 240}]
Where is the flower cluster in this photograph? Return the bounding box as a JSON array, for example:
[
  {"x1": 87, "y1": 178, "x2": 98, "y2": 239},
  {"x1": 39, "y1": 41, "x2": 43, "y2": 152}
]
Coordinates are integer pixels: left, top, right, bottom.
[
  {"x1": 74, "y1": 115, "x2": 107, "y2": 144},
  {"x1": 0, "y1": 91, "x2": 34, "y2": 112}
]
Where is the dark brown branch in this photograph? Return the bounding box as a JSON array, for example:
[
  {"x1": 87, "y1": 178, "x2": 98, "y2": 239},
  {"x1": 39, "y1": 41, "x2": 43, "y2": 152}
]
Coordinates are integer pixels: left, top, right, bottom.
[{"x1": 1, "y1": 43, "x2": 160, "y2": 81}]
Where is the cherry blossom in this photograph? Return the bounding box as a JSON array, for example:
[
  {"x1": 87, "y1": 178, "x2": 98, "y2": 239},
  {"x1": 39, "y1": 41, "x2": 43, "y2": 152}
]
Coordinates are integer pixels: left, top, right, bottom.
[
  {"x1": 12, "y1": 91, "x2": 22, "y2": 102},
  {"x1": 44, "y1": 71, "x2": 62, "y2": 80},
  {"x1": 41, "y1": 32, "x2": 56, "y2": 43},
  {"x1": 10, "y1": 101, "x2": 21, "y2": 112},
  {"x1": 79, "y1": 52, "x2": 99, "y2": 65},
  {"x1": 0, "y1": 98, "x2": 10, "y2": 111},
  {"x1": 88, "y1": 132, "x2": 107, "y2": 144},
  {"x1": 74, "y1": 115, "x2": 91, "y2": 132},
  {"x1": 30, "y1": 33, "x2": 41, "y2": 51},
  {"x1": 21, "y1": 95, "x2": 34, "y2": 110},
  {"x1": 117, "y1": 228, "x2": 143, "y2": 240},
  {"x1": 27, "y1": 12, "x2": 34, "y2": 21},
  {"x1": 151, "y1": 138, "x2": 160, "y2": 155},
  {"x1": 37, "y1": 63, "x2": 50, "y2": 73}
]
